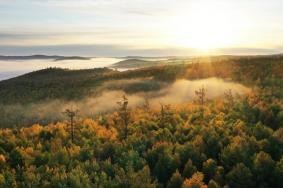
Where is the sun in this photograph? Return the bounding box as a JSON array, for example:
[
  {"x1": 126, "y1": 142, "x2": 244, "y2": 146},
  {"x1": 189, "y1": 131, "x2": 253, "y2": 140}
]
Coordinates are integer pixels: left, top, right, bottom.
[{"x1": 165, "y1": 1, "x2": 240, "y2": 51}]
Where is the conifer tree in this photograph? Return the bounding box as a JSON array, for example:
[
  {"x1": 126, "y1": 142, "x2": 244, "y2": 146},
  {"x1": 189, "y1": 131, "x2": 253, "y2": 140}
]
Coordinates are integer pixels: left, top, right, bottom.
[{"x1": 117, "y1": 95, "x2": 130, "y2": 139}]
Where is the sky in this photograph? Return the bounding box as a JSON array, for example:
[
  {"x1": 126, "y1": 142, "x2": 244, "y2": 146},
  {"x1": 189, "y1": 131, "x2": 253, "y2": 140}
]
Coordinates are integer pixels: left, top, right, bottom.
[{"x1": 0, "y1": 0, "x2": 283, "y2": 56}]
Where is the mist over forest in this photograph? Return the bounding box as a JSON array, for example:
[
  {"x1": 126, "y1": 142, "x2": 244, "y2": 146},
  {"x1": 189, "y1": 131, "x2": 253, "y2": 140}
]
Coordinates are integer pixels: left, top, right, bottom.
[
  {"x1": 0, "y1": 77, "x2": 249, "y2": 127},
  {"x1": 1, "y1": 0, "x2": 283, "y2": 187},
  {"x1": 0, "y1": 54, "x2": 282, "y2": 188}
]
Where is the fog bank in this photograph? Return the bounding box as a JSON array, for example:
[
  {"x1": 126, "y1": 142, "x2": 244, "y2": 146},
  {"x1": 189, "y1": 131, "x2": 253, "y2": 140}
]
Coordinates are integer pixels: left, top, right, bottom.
[
  {"x1": 0, "y1": 78, "x2": 250, "y2": 127},
  {"x1": 0, "y1": 58, "x2": 122, "y2": 80}
]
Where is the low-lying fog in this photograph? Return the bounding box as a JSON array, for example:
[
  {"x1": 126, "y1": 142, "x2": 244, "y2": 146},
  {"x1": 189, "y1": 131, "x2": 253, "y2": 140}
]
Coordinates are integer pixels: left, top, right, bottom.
[
  {"x1": 0, "y1": 58, "x2": 122, "y2": 80},
  {"x1": 0, "y1": 77, "x2": 250, "y2": 127}
]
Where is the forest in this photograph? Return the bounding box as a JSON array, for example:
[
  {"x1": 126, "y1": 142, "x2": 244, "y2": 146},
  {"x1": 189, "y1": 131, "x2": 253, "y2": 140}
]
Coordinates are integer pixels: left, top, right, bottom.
[
  {"x1": 0, "y1": 55, "x2": 282, "y2": 128},
  {"x1": 0, "y1": 55, "x2": 282, "y2": 187}
]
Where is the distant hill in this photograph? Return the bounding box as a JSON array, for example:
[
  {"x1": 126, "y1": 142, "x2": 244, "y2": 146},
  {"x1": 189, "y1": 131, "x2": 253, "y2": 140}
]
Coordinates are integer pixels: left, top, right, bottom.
[
  {"x1": 0, "y1": 55, "x2": 90, "y2": 61},
  {"x1": 53, "y1": 56, "x2": 91, "y2": 61},
  {"x1": 111, "y1": 57, "x2": 196, "y2": 69},
  {"x1": 111, "y1": 59, "x2": 163, "y2": 68}
]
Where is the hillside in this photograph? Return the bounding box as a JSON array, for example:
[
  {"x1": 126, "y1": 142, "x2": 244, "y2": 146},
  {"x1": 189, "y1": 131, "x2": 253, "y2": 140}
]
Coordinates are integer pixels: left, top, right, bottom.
[
  {"x1": 0, "y1": 90, "x2": 282, "y2": 187},
  {"x1": 0, "y1": 55, "x2": 282, "y2": 105},
  {"x1": 0, "y1": 55, "x2": 282, "y2": 128},
  {"x1": 110, "y1": 57, "x2": 193, "y2": 69}
]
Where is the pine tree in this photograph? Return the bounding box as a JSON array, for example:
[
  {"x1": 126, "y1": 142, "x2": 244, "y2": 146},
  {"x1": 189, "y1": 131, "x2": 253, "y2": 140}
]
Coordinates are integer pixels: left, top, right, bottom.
[
  {"x1": 117, "y1": 95, "x2": 130, "y2": 139},
  {"x1": 63, "y1": 108, "x2": 79, "y2": 142}
]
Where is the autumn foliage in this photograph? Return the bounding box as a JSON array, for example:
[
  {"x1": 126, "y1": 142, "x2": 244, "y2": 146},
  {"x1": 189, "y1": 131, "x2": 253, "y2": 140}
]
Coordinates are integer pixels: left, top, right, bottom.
[{"x1": 0, "y1": 86, "x2": 282, "y2": 188}]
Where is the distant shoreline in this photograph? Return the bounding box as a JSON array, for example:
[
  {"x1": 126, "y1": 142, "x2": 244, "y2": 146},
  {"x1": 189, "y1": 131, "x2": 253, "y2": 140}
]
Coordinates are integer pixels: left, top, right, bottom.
[{"x1": 0, "y1": 55, "x2": 91, "y2": 61}]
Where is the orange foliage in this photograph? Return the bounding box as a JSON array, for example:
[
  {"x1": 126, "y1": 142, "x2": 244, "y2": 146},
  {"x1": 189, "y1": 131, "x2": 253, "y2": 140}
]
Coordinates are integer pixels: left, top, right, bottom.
[
  {"x1": 0, "y1": 154, "x2": 6, "y2": 163},
  {"x1": 67, "y1": 145, "x2": 81, "y2": 157},
  {"x1": 211, "y1": 112, "x2": 225, "y2": 127},
  {"x1": 152, "y1": 141, "x2": 171, "y2": 149},
  {"x1": 82, "y1": 119, "x2": 117, "y2": 140},
  {"x1": 182, "y1": 172, "x2": 207, "y2": 188},
  {"x1": 20, "y1": 124, "x2": 42, "y2": 138}
]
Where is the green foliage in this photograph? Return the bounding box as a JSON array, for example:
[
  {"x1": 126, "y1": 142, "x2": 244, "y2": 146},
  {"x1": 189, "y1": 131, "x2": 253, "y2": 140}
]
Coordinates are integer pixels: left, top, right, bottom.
[
  {"x1": 1, "y1": 55, "x2": 283, "y2": 128},
  {"x1": 272, "y1": 157, "x2": 283, "y2": 188},
  {"x1": 207, "y1": 180, "x2": 220, "y2": 188},
  {"x1": 202, "y1": 159, "x2": 217, "y2": 182},
  {"x1": 226, "y1": 163, "x2": 254, "y2": 188},
  {"x1": 9, "y1": 149, "x2": 24, "y2": 169},
  {"x1": 253, "y1": 151, "x2": 275, "y2": 186},
  {"x1": 0, "y1": 64, "x2": 282, "y2": 187},
  {"x1": 183, "y1": 159, "x2": 197, "y2": 178},
  {"x1": 167, "y1": 170, "x2": 183, "y2": 188}
]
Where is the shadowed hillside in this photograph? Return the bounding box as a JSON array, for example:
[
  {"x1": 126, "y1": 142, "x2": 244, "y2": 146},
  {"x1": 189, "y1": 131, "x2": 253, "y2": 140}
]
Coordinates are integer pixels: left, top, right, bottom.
[
  {"x1": 0, "y1": 55, "x2": 282, "y2": 128},
  {"x1": 0, "y1": 55, "x2": 282, "y2": 105}
]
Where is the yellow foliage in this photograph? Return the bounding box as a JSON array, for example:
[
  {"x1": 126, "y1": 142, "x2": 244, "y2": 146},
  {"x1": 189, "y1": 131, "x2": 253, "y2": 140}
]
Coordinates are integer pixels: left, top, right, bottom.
[
  {"x1": 152, "y1": 141, "x2": 171, "y2": 149},
  {"x1": 68, "y1": 145, "x2": 81, "y2": 156},
  {"x1": 0, "y1": 154, "x2": 6, "y2": 163},
  {"x1": 53, "y1": 122, "x2": 69, "y2": 139},
  {"x1": 0, "y1": 174, "x2": 5, "y2": 185},
  {"x1": 50, "y1": 138, "x2": 63, "y2": 152},
  {"x1": 192, "y1": 135, "x2": 205, "y2": 152},
  {"x1": 20, "y1": 124, "x2": 42, "y2": 138},
  {"x1": 203, "y1": 107, "x2": 212, "y2": 117},
  {"x1": 233, "y1": 120, "x2": 246, "y2": 135},
  {"x1": 214, "y1": 99, "x2": 225, "y2": 110},
  {"x1": 82, "y1": 119, "x2": 117, "y2": 140},
  {"x1": 29, "y1": 124, "x2": 42, "y2": 136},
  {"x1": 273, "y1": 128, "x2": 283, "y2": 144},
  {"x1": 24, "y1": 166, "x2": 41, "y2": 184},
  {"x1": 36, "y1": 143, "x2": 42, "y2": 150},
  {"x1": 24, "y1": 147, "x2": 34, "y2": 156},
  {"x1": 18, "y1": 146, "x2": 37, "y2": 162},
  {"x1": 182, "y1": 172, "x2": 207, "y2": 188},
  {"x1": 0, "y1": 129, "x2": 17, "y2": 143},
  {"x1": 211, "y1": 112, "x2": 225, "y2": 127}
]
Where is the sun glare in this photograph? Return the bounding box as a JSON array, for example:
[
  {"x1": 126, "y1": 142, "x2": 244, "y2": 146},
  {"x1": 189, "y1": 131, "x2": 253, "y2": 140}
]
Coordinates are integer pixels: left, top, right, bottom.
[{"x1": 165, "y1": 1, "x2": 241, "y2": 51}]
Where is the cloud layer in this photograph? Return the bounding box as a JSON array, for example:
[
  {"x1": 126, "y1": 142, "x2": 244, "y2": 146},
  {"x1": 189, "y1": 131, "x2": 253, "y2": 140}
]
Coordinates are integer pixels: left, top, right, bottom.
[{"x1": 0, "y1": 0, "x2": 283, "y2": 55}]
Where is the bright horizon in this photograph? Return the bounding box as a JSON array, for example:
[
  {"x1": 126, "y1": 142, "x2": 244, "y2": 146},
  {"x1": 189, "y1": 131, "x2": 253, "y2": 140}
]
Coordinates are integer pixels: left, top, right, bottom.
[{"x1": 0, "y1": 0, "x2": 283, "y2": 56}]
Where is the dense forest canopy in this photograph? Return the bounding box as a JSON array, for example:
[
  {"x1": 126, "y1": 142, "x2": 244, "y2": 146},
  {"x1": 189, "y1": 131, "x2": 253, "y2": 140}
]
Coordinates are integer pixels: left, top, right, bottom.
[
  {"x1": 0, "y1": 86, "x2": 282, "y2": 187},
  {"x1": 0, "y1": 55, "x2": 282, "y2": 187}
]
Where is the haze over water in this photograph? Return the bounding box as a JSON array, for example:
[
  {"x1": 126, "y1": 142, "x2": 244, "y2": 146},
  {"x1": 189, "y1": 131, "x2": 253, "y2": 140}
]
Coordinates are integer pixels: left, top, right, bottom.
[{"x1": 0, "y1": 58, "x2": 122, "y2": 81}]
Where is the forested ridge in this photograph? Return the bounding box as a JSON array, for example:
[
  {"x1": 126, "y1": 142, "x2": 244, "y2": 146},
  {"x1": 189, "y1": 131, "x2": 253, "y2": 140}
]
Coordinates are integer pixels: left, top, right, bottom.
[
  {"x1": 0, "y1": 55, "x2": 282, "y2": 104},
  {"x1": 0, "y1": 55, "x2": 282, "y2": 187}
]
